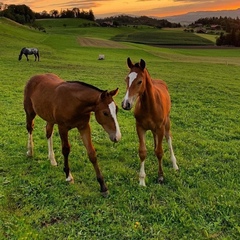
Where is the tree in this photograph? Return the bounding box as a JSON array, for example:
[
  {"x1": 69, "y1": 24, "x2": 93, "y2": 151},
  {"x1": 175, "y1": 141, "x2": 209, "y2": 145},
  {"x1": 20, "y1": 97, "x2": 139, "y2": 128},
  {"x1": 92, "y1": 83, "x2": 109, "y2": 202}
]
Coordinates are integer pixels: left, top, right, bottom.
[
  {"x1": 72, "y1": 8, "x2": 80, "y2": 18},
  {"x1": 0, "y1": 4, "x2": 35, "y2": 24},
  {"x1": 50, "y1": 9, "x2": 59, "y2": 18},
  {"x1": 60, "y1": 9, "x2": 74, "y2": 18},
  {"x1": 88, "y1": 9, "x2": 95, "y2": 21}
]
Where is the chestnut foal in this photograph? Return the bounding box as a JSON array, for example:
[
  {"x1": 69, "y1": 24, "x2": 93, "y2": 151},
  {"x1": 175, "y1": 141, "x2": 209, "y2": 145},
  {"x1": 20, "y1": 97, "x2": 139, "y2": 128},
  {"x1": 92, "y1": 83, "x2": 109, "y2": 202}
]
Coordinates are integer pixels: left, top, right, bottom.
[
  {"x1": 122, "y1": 58, "x2": 178, "y2": 186},
  {"x1": 24, "y1": 73, "x2": 121, "y2": 196}
]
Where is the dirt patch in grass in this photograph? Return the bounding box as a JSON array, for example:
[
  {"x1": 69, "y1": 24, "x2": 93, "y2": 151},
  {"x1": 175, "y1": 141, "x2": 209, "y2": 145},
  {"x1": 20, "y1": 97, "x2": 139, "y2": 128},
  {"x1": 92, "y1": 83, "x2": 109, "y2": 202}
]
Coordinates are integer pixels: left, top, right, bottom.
[{"x1": 77, "y1": 37, "x2": 129, "y2": 48}]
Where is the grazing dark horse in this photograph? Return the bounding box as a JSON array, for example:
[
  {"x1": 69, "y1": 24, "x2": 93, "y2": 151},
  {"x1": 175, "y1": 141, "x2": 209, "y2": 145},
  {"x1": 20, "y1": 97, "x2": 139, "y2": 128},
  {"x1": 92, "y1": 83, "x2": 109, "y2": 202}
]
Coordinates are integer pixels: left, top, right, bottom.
[
  {"x1": 24, "y1": 73, "x2": 121, "y2": 196},
  {"x1": 122, "y1": 58, "x2": 178, "y2": 186},
  {"x1": 19, "y1": 47, "x2": 39, "y2": 61}
]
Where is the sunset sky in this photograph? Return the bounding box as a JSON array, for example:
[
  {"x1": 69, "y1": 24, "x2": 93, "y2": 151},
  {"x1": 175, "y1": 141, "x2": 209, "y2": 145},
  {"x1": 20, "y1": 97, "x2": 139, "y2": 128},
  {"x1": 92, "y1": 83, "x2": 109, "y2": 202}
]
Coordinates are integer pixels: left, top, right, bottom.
[{"x1": 2, "y1": 0, "x2": 240, "y2": 18}]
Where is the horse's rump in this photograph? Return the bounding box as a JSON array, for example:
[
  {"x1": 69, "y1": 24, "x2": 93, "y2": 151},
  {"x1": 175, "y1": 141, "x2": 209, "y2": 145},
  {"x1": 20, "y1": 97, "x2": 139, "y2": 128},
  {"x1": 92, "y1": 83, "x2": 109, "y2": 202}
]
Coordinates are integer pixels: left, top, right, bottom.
[
  {"x1": 24, "y1": 74, "x2": 66, "y2": 123},
  {"x1": 24, "y1": 73, "x2": 104, "y2": 125}
]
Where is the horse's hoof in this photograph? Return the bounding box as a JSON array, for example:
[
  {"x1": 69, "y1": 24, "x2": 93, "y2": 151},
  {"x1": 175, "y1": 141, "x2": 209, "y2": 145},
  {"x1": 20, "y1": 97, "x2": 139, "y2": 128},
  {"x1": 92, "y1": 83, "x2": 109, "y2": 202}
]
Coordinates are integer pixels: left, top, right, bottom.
[
  {"x1": 101, "y1": 190, "x2": 109, "y2": 198},
  {"x1": 67, "y1": 179, "x2": 74, "y2": 184},
  {"x1": 26, "y1": 151, "x2": 33, "y2": 157},
  {"x1": 66, "y1": 176, "x2": 74, "y2": 184},
  {"x1": 50, "y1": 161, "x2": 58, "y2": 166},
  {"x1": 173, "y1": 165, "x2": 179, "y2": 171},
  {"x1": 158, "y1": 177, "x2": 164, "y2": 184}
]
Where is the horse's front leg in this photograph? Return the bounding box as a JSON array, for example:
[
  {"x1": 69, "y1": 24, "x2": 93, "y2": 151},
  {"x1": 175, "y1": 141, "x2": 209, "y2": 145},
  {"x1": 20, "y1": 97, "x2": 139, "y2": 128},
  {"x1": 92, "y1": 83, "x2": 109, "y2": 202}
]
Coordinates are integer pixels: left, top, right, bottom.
[
  {"x1": 58, "y1": 125, "x2": 74, "y2": 183},
  {"x1": 136, "y1": 124, "x2": 147, "y2": 186},
  {"x1": 153, "y1": 128, "x2": 165, "y2": 184},
  {"x1": 25, "y1": 54, "x2": 29, "y2": 61},
  {"x1": 46, "y1": 122, "x2": 57, "y2": 166},
  {"x1": 79, "y1": 124, "x2": 108, "y2": 196}
]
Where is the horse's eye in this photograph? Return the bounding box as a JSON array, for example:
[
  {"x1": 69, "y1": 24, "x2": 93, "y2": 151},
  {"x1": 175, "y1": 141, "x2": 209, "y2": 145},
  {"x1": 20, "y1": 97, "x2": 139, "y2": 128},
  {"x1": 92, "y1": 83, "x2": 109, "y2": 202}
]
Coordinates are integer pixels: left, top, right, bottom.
[
  {"x1": 138, "y1": 80, "x2": 142, "y2": 85},
  {"x1": 103, "y1": 111, "x2": 109, "y2": 117}
]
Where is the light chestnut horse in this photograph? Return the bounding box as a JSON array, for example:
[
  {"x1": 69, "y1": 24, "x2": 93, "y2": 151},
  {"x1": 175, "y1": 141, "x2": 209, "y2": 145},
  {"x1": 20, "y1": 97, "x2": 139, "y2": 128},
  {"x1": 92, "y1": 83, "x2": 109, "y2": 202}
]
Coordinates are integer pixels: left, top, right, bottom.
[
  {"x1": 24, "y1": 73, "x2": 121, "y2": 196},
  {"x1": 122, "y1": 58, "x2": 178, "y2": 186}
]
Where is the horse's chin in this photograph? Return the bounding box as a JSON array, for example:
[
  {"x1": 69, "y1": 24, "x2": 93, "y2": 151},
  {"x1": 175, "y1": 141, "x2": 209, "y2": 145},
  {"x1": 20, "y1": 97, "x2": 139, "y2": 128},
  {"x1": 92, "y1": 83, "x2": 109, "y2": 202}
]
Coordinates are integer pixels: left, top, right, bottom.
[{"x1": 122, "y1": 106, "x2": 132, "y2": 111}]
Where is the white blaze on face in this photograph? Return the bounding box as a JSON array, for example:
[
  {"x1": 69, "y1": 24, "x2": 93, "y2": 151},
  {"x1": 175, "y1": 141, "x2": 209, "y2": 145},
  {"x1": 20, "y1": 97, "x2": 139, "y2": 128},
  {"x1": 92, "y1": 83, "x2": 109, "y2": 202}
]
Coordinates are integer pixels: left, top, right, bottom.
[
  {"x1": 123, "y1": 72, "x2": 137, "y2": 103},
  {"x1": 108, "y1": 101, "x2": 121, "y2": 141}
]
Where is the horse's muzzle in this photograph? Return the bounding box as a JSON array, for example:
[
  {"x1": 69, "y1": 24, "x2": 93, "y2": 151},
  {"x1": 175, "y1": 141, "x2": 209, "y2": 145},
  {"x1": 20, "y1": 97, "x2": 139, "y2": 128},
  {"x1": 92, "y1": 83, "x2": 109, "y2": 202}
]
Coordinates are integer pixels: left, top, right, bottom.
[
  {"x1": 121, "y1": 101, "x2": 131, "y2": 110},
  {"x1": 110, "y1": 134, "x2": 121, "y2": 143}
]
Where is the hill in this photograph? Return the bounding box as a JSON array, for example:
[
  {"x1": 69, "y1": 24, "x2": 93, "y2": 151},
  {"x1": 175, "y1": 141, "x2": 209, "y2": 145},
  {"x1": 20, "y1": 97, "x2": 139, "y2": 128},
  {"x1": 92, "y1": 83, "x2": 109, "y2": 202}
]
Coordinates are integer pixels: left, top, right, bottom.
[
  {"x1": 33, "y1": 18, "x2": 214, "y2": 46},
  {"x1": 164, "y1": 8, "x2": 240, "y2": 25}
]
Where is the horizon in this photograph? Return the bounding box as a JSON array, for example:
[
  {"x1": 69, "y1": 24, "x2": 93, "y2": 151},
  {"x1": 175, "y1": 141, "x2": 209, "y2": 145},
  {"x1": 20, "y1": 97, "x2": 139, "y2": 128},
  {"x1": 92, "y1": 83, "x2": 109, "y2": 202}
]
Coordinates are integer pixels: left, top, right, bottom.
[{"x1": 1, "y1": 1, "x2": 240, "y2": 19}]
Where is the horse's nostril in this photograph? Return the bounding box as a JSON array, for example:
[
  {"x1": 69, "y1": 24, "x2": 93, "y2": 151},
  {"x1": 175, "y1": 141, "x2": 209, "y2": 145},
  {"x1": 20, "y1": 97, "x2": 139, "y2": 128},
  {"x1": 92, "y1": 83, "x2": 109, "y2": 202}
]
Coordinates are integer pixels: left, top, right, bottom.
[{"x1": 122, "y1": 101, "x2": 131, "y2": 110}]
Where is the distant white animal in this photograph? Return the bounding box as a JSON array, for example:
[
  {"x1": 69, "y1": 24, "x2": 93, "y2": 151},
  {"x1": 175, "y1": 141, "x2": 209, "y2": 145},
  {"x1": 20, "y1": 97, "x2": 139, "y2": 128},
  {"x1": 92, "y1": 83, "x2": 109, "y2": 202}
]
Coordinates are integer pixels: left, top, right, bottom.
[{"x1": 98, "y1": 54, "x2": 105, "y2": 60}]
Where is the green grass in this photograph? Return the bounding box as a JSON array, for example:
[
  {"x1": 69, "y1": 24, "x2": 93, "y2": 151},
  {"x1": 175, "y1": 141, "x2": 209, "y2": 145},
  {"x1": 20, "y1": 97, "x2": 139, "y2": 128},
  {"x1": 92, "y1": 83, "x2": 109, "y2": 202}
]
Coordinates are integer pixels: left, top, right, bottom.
[
  {"x1": 112, "y1": 28, "x2": 214, "y2": 46},
  {"x1": 0, "y1": 17, "x2": 240, "y2": 239}
]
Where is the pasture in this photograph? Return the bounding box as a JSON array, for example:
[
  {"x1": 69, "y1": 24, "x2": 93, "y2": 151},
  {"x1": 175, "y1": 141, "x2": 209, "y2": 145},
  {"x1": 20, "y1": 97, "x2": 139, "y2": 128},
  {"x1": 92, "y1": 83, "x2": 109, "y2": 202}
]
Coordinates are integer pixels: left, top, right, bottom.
[{"x1": 0, "y1": 17, "x2": 240, "y2": 239}]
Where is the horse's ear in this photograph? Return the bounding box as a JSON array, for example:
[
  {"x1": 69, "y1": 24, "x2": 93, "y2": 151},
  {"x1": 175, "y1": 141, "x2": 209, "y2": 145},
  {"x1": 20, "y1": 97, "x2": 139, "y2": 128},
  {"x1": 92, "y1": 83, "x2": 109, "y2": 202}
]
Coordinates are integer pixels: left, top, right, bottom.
[
  {"x1": 109, "y1": 88, "x2": 119, "y2": 97},
  {"x1": 100, "y1": 90, "x2": 108, "y2": 100},
  {"x1": 127, "y1": 57, "x2": 134, "y2": 68},
  {"x1": 140, "y1": 59, "x2": 146, "y2": 70}
]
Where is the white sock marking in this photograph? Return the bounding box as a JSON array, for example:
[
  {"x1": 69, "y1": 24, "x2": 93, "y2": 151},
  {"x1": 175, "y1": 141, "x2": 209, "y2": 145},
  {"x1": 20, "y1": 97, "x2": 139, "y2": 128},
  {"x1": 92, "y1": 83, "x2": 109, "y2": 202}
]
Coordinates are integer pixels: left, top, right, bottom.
[
  {"x1": 27, "y1": 133, "x2": 33, "y2": 156},
  {"x1": 108, "y1": 101, "x2": 121, "y2": 141},
  {"x1": 48, "y1": 135, "x2": 57, "y2": 166},
  {"x1": 168, "y1": 137, "x2": 179, "y2": 170},
  {"x1": 66, "y1": 172, "x2": 74, "y2": 183},
  {"x1": 139, "y1": 161, "x2": 146, "y2": 186}
]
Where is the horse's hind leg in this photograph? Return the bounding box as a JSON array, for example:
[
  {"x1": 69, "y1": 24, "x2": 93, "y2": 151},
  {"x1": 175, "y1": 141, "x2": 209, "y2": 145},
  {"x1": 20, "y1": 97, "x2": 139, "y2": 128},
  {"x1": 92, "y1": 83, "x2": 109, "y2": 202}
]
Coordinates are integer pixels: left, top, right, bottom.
[
  {"x1": 165, "y1": 117, "x2": 179, "y2": 170},
  {"x1": 58, "y1": 125, "x2": 74, "y2": 183},
  {"x1": 153, "y1": 128, "x2": 165, "y2": 184},
  {"x1": 24, "y1": 102, "x2": 36, "y2": 157},
  {"x1": 137, "y1": 124, "x2": 147, "y2": 186},
  {"x1": 46, "y1": 123, "x2": 57, "y2": 166}
]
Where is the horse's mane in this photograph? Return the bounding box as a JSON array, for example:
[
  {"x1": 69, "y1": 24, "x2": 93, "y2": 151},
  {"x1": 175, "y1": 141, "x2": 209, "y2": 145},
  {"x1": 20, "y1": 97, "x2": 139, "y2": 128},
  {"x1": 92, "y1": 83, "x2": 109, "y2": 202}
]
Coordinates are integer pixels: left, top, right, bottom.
[
  {"x1": 133, "y1": 62, "x2": 150, "y2": 75},
  {"x1": 134, "y1": 63, "x2": 140, "y2": 68},
  {"x1": 67, "y1": 81, "x2": 103, "y2": 92}
]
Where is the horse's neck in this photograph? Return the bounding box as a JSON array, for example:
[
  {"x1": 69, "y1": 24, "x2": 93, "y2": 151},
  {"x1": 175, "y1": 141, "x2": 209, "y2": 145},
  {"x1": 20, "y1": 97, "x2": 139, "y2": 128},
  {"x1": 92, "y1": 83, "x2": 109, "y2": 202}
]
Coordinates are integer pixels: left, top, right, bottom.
[
  {"x1": 74, "y1": 88, "x2": 101, "y2": 112},
  {"x1": 141, "y1": 71, "x2": 155, "y2": 102}
]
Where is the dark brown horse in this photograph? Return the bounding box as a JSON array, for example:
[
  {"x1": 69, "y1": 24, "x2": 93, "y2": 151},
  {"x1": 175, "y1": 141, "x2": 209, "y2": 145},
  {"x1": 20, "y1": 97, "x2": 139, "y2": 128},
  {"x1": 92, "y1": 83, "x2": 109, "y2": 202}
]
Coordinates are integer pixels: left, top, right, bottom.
[
  {"x1": 122, "y1": 58, "x2": 178, "y2": 186},
  {"x1": 24, "y1": 73, "x2": 121, "y2": 196}
]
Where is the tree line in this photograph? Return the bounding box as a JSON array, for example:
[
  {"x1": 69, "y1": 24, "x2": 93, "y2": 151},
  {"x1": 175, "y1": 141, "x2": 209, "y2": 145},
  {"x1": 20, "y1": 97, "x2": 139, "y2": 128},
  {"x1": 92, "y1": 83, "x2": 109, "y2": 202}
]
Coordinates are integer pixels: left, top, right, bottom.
[
  {"x1": 96, "y1": 15, "x2": 181, "y2": 28},
  {"x1": 0, "y1": 4, "x2": 95, "y2": 24},
  {"x1": 193, "y1": 17, "x2": 240, "y2": 47}
]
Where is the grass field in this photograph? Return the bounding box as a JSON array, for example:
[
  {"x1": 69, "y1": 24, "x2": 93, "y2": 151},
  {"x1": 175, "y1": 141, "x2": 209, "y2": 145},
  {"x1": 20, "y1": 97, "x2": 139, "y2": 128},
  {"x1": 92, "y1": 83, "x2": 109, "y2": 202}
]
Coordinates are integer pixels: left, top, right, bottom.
[{"x1": 0, "y1": 17, "x2": 240, "y2": 239}]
